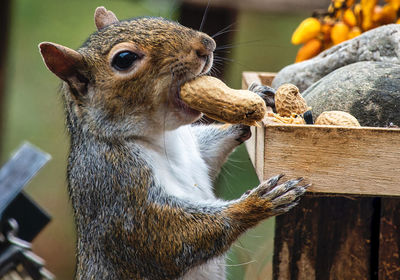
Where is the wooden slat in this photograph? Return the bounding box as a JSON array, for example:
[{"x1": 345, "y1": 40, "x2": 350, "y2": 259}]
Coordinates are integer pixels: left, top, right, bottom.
[
  {"x1": 242, "y1": 71, "x2": 263, "y2": 89},
  {"x1": 243, "y1": 72, "x2": 275, "y2": 182},
  {"x1": 379, "y1": 198, "x2": 400, "y2": 279},
  {"x1": 262, "y1": 124, "x2": 400, "y2": 196},
  {"x1": 258, "y1": 72, "x2": 277, "y2": 87},
  {"x1": 274, "y1": 196, "x2": 376, "y2": 280},
  {"x1": 243, "y1": 72, "x2": 262, "y2": 174}
]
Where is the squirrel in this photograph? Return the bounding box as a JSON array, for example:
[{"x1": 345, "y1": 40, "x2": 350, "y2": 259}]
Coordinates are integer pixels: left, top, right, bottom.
[{"x1": 38, "y1": 7, "x2": 309, "y2": 280}]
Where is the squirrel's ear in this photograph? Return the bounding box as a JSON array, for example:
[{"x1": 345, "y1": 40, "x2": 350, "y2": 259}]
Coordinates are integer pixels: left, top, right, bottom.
[
  {"x1": 94, "y1": 6, "x2": 119, "y2": 30},
  {"x1": 39, "y1": 42, "x2": 88, "y2": 96}
]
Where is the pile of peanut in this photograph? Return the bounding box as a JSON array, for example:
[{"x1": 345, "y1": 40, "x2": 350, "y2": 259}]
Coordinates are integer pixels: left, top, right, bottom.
[
  {"x1": 180, "y1": 76, "x2": 360, "y2": 127},
  {"x1": 267, "y1": 83, "x2": 360, "y2": 127}
]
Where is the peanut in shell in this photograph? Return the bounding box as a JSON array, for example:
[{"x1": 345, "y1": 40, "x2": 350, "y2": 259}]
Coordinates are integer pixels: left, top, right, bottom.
[
  {"x1": 315, "y1": 111, "x2": 361, "y2": 127},
  {"x1": 275, "y1": 84, "x2": 308, "y2": 117},
  {"x1": 180, "y1": 76, "x2": 267, "y2": 126}
]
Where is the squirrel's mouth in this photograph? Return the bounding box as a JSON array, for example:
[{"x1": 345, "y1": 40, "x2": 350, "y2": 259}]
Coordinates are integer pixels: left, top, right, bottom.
[
  {"x1": 170, "y1": 79, "x2": 202, "y2": 118},
  {"x1": 169, "y1": 54, "x2": 213, "y2": 119}
]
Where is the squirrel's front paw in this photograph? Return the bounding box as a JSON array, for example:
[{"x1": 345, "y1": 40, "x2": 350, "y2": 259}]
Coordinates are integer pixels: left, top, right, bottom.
[
  {"x1": 248, "y1": 82, "x2": 276, "y2": 111},
  {"x1": 244, "y1": 174, "x2": 310, "y2": 217}
]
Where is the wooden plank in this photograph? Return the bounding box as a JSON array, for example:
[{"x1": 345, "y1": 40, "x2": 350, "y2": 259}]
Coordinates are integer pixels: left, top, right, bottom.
[
  {"x1": 242, "y1": 71, "x2": 262, "y2": 89},
  {"x1": 254, "y1": 125, "x2": 265, "y2": 182},
  {"x1": 258, "y1": 72, "x2": 277, "y2": 87},
  {"x1": 262, "y1": 124, "x2": 400, "y2": 196},
  {"x1": 243, "y1": 72, "x2": 275, "y2": 182},
  {"x1": 243, "y1": 72, "x2": 262, "y2": 173},
  {"x1": 379, "y1": 198, "x2": 400, "y2": 279},
  {"x1": 274, "y1": 195, "x2": 376, "y2": 280},
  {"x1": 242, "y1": 71, "x2": 276, "y2": 88},
  {"x1": 242, "y1": 72, "x2": 261, "y2": 168}
]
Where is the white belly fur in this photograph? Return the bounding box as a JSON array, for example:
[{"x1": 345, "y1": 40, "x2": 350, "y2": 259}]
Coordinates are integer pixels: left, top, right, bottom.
[{"x1": 142, "y1": 125, "x2": 226, "y2": 279}]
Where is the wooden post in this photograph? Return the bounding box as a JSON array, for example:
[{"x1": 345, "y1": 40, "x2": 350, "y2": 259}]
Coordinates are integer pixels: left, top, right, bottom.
[
  {"x1": 273, "y1": 196, "x2": 378, "y2": 279},
  {"x1": 379, "y1": 198, "x2": 400, "y2": 279},
  {"x1": 0, "y1": 0, "x2": 12, "y2": 153}
]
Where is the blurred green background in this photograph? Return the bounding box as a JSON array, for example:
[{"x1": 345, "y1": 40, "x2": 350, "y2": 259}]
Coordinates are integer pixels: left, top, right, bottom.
[{"x1": 1, "y1": 0, "x2": 305, "y2": 279}]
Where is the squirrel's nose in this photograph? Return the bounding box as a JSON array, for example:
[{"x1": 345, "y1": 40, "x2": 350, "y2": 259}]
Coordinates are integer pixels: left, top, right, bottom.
[{"x1": 195, "y1": 35, "x2": 216, "y2": 58}]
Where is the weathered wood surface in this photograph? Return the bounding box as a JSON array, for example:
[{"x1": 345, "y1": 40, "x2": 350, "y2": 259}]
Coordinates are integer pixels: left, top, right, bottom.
[
  {"x1": 379, "y1": 198, "x2": 400, "y2": 279},
  {"x1": 263, "y1": 124, "x2": 400, "y2": 196},
  {"x1": 183, "y1": 0, "x2": 331, "y2": 12},
  {"x1": 274, "y1": 196, "x2": 378, "y2": 279},
  {"x1": 243, "y1": 72, "x2": 275, "y2": 182}
]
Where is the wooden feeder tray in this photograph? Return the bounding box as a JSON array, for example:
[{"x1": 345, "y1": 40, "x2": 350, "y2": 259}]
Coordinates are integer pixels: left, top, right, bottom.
[{"x1": 242, "y1": 71, "x2": 400, "y2": 280}]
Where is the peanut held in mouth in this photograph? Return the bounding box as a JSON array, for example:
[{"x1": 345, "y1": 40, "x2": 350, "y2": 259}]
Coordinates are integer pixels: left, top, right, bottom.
[{"x1": 180, "y1": 76, "x2": 267, "y2": 126}]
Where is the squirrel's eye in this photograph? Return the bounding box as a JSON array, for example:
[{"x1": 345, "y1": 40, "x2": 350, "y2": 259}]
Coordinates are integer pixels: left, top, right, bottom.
[{"x1": 112, "y1": 51, "x2": 139, "y2": 71}]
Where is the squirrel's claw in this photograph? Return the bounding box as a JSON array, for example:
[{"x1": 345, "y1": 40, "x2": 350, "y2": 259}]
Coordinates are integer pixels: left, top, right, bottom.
[{"x1": 245, "y1": 175, "x2": 309, "y2": 217}]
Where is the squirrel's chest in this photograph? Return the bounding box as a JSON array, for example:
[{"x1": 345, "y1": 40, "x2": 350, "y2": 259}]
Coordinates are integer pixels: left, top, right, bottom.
[{"x1": 143, "y1": 127, "x2": 215, "y2": 201}]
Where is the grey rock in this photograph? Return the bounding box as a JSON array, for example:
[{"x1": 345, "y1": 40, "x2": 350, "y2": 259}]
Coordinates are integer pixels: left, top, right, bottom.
[
  {"x1": 303, "y1": 61, "x2": 400, "y2": 127},
  {"x1": 272, "y1": 24, "x2": 400, "y2": 92}
]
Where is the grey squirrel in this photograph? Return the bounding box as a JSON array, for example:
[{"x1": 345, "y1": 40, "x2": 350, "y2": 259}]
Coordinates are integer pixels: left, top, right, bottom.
[{"x1": 38, "y1": 7, "x2": 309, "y2": 280}]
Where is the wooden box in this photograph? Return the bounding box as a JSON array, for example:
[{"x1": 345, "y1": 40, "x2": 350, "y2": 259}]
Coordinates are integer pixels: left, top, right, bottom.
[{"x1": 242, "y1": 71, "x2": 400, "y2": 279}]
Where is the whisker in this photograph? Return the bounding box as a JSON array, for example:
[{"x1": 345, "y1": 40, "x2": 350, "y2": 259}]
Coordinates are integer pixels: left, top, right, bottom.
[
  {"x1": 209, "y1": 66, "x2": 221, "y2": 77},
  {"x1": 211, "y1": 64, "x2": 225, "y2": 71},
  {"x1": 211, "y1": 21, "x2": 238, "y2": 38},
  {"x1": 199, "y1": 0, "x2": 211, "y2": 32},
  {"x1": 213, "y1": 55, "x2": 229, "y2": 62},
  {"x1": 210, "y1": 64, "x2": 224, "y2": 74},
  {"x1": 216, "y1": 38, "x2": 288, "y2": 51},
  {"x1": 213, "y1": 56, "x2": 253, "y2": 70},
  {"x1": 213, "y1": 29, "x2": 238, "y2": 38},
  {"x1": 224, "y1": 259, "x2": 256, "y2": 267},
  {"x1": 214, "y1": 50, "x2": 232, "y2": 55},
  {"x1": 212, "y1": 59, "x2": 226, "y2": 65},
  {"x1": 167, "y1": 0, "x2": 180, "y2": 20}
]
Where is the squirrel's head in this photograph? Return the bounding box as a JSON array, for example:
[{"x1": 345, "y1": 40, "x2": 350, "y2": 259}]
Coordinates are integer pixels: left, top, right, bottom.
[{"x1": 39, "y1": 7, "x2": 215, "y2": 139}]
